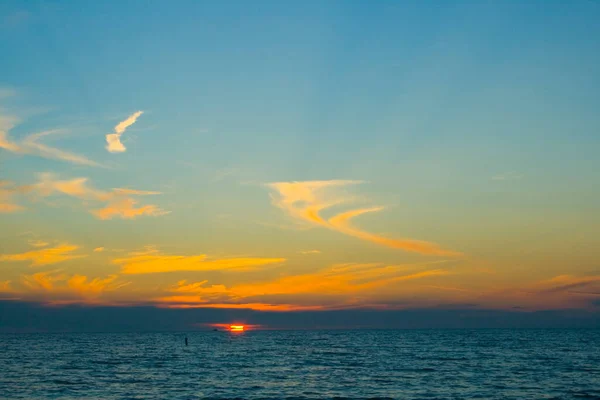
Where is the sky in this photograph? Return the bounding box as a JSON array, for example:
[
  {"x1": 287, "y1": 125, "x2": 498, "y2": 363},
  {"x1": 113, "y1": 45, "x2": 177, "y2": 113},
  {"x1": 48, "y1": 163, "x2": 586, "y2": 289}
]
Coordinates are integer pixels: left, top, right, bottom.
[{"x1": 1, "y1": 0, "x2": 599, "y2": 330}]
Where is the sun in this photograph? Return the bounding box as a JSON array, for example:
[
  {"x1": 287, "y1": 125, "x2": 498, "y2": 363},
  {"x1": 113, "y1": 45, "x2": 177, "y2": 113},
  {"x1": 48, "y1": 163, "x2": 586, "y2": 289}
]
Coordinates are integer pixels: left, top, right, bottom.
[
  {"x1": 229, "y1": 325, "x2": 245, "y2": 332},
  {"x1": 209, "y1": 323, "x2": 261, "y2": 331}
]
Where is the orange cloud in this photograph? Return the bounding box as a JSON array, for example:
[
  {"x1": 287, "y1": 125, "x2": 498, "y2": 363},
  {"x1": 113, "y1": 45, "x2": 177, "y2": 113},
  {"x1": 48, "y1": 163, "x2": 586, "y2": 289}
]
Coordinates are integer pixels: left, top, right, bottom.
[
  {"x1": 0, "y1": 243, "x2": 86, "y2": 266},
  {"x1": 160, "y1": 302, "x2": 322, "y2": 311},
  {"x1": 92, "y1": 197, "x2": 169, "y2": 220},
  {"x1": 17, "y1": 270, "x2": 129, "y2": 303},
  {"x1": 22, "y1": 270, "x2": 68, "y2": 291},
  {"x1": 67, "y1": 274, "x2": 129, "y2": 298},
  {"x1": 329, "y1": 207, "x2": 459, "y2": 256},
  {"x1": 156, "y1": 261, "x2": 451, "y2": 309},
  {"x1": 156, "y1": 280, "x2": 329, "y2": 311},
  {"x1": 267, "y1": 180, "x2": 460, "y2": 256},
  {"x1": 0, "y1": 203, "x2": 23, "y2": 213},
  {"x1": 170, "y1": 279, "x2": 229, "y2": 294},
  {"x1": 233, "y1": 263, "x2": 450, "y2": 298},
  {"x1": 155, "y1": 279, "x2": 232, "y2": 305},
  {"x1": 299, "y1": 250, "x2": 321, "y2": 255},
  {"x1": 29, "y1": 172, "x2": 168, "y2": 220},
  {"x1": 113, "y1": 247, "x2": 286, "y2": 274}
]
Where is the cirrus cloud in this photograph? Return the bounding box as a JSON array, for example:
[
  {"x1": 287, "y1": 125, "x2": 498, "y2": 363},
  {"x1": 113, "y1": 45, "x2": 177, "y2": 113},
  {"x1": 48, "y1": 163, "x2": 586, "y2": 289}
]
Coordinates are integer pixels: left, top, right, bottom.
[
  {"x1": 29, "y1": 172, "x2": 169, "y2": 220},
  {"x1": 155, "y1": 261, "x2": 451, "y2": 310},
  {"x1": 266, "y1": 180, "x2": 461, "y2": 256},
  {"x1": 113, "y1": 246, "x2": 286, "y2": 275},
  {"x1": 0, "y1": 180, "x2": 26, "y2": 213},
  {"x1": 0, "y1": 112, "x2": 100, "y2": 167},
  {"x1": 0, "y1": 243, "x2": 86, "y2": 266},
  {"x1": 18, "y1": 270, "x2": 130, "y2": 304}
]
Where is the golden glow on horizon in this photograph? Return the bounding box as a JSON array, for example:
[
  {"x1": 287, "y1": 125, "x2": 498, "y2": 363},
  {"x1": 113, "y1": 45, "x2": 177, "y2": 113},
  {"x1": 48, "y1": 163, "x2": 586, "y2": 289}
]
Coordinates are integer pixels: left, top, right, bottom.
[
  {"x1": 1, "y1": 239, "x2": 599, "y2": 311},
  {"x1": 229, "y1": 325, "x2": 245, "y2": 332}
]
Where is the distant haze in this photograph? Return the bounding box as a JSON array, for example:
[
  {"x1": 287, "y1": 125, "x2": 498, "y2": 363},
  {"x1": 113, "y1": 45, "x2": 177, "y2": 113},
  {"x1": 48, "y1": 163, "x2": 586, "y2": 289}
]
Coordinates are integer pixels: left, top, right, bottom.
[{"x1": 1, "y1": 301, "x2": 599, "y2": 333}]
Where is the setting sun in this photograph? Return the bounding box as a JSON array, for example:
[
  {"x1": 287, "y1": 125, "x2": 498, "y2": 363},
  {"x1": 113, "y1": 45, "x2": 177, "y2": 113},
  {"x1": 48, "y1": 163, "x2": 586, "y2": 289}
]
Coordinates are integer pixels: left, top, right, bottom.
[{"x1": 229, "y1": 325, "x2": 245, "y2": 332}]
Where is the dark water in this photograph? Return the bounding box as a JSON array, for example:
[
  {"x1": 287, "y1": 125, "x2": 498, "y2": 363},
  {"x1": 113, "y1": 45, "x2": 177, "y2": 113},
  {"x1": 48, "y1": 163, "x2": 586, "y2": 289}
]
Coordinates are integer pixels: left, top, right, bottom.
[{"x1": 1, "y1": 329, "x2": 599, "y2": 399}]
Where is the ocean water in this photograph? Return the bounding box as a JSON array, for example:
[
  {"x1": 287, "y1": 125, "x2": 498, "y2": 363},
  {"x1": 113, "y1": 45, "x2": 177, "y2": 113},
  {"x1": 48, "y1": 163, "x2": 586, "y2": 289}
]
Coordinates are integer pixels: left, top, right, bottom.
[{"x1": 1, "y1": 329, "x2": 599, "y2": 399}]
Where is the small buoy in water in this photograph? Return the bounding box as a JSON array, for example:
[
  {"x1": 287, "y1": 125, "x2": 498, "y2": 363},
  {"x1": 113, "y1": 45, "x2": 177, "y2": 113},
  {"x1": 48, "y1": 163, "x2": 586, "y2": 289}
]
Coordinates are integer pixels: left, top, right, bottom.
[{"x1": 185, "y1": 336, "x2": 188, "y2": 346}]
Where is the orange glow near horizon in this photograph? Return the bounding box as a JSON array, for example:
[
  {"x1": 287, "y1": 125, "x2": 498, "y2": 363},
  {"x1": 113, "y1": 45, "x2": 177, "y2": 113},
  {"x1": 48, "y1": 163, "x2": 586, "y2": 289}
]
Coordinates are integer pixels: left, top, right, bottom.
[{"x1": 207, "y1": 323, "x2": 263, "y2": 331}]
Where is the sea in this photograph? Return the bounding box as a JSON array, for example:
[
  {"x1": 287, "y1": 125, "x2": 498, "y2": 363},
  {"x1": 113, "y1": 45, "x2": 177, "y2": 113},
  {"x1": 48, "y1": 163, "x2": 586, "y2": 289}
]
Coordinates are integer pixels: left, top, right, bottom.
[{"x1": 1, "y1": 329, "x2": 599, "y2": 399}]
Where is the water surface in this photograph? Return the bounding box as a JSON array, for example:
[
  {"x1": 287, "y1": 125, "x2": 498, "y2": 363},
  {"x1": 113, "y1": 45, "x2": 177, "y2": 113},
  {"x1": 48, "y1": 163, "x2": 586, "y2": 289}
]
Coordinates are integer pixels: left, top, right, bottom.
[{"x1": 1, "y1": 329, "x2": 599, "y2": 399}]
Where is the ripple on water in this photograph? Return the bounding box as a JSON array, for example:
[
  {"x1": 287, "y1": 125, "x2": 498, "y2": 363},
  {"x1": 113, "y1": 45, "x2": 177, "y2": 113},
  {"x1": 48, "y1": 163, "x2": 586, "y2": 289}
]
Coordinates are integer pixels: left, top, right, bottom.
[{"x1": 1, "y1": 329, "x2": 599, "y2": 399}]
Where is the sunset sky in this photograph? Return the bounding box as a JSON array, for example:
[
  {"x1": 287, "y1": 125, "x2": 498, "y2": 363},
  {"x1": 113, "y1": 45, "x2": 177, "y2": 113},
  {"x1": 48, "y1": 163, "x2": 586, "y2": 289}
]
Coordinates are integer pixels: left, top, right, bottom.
[{"x1": 1, "y1": 0, "x2": 599, "y2": 325}]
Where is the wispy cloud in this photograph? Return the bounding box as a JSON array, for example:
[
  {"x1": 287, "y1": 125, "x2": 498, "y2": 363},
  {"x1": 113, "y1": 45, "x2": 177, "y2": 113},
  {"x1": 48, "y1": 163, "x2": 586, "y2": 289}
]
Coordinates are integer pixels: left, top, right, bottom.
[
  {"x1": 111, "y1": 188, "x2": 161, "y2": 196},
  {"x1": 21, "y1": 130, "x2": 101, "y2": 166},
  {"x1": 22, "y1": 270, "x2": 67, "y2": 291},
  {"x1": 156, "y1": 261, "x2": 451, "y2": 309},
  {"x1": 0, "y1": 173, "x2": 168, "y2": 219},
  {"x1": 299, "y1": 250, "x2": 321, "y2": 255},
  {"x1": 67, "y1": 274, "x2": 129, "y2": 298},
  {"x1": 233, "y1": 263, "x2": 450, "y2": 298},
  {"x1": 0, "y1": 180, "x2": 26, "y2": 213},
  {"x1": 93, "y1": 197, "x2": 168, "y2": 220},
  {"x1": 31, "y1": 172, "x2": 169, "y2": 220},
  {"x1": 0, "y1": 113, "x2": 100, "y2": 166},
  {"x1": 113, "y1": 246, "x2": 286, "y2": 274},
  {"x1": 469, "y1": 274, "x2": 600, "y2": 310},
  {"x1": 266, "y1": 180, "x2": 461, "y2": 256},
  {"x1": 157, "y1": 280, "x2": 231, "y2": 305},
  {"x1": 19, "y1": 270, "x2": 129, "y2": 303},
  {"x1": 93, "y1": 247, "x2": 105, "y2": 253},
  {"x1": 0, "y1": 243, "x2": 86, "y2": 266},
  {"x1": 105, "y1": 111, "x2": 143, "y2": 153},
  {"x1": 28, "y1": 240, "x2": 50, "y2": 248},
  {"x1": 537, "y1": 275, "x2": 600, "y2": 294}
]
